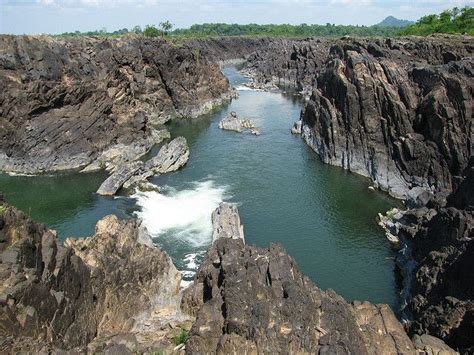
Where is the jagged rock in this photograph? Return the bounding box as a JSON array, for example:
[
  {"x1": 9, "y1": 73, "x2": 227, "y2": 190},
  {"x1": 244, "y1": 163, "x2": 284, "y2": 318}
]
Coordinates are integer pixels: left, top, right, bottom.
[
  {"x1": 301, "y1": 51, "x2": 471, "y2": 200},
  {"x1": 406, "y1": 187, "x2": 434, "y2": 209},
  {"x1": 96, "y1": 137, "x2": 189, "y2": 195},
  {"x1": 0, "y1": 35, "x2": 232, "y2": 174},
  {"x1": 182, "y1": 204, "x2": 423, "y2": 354},
  {"x1": 1, "y1": 199, "x2": 458, "y2": 354},
  {"x1": 144, "y1": 136, "x2": 190, "y2": 174},
  {"x1": 352, "y1": 301, "x2": 417, "y2": 354},
  {"x1": 219, "y1": 111, "x2": 244, "y2": 132},
  {"x1": 291, "y1": 120, "x2": 302, "y2": 134},
  {"x1": 65, "y1": 215, "x2": 184, "y2": 343},
  {"x1": 218, "y1": 111, "x2": 258, "y2": 134},
  {"x1": 413, "y1": 334, "x2": 459, "y2": 355},
  {"x1": 0, "y1": 202, "x2": 185, "y2": 353},
  {"x1": 379, "y1": 162, "x2": 474, "y2": 353},
  {"x1": 81, "y1": 129, "x2": 170, "y2": 173},
  {"x1": 211, "y1": 202, "x2": 245, "y2": 243},
  {"x1": 96, "y1": 161, "x2": 143, "y2": 196},
  {"x1": 0, "y1": 204, "x2": 97, "y2": 349}
]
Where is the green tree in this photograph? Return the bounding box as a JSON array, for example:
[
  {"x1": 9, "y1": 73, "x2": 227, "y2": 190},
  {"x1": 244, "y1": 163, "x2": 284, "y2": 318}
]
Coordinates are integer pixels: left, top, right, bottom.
[
  {"x1": 159, "y1": 20, "x2": 173, "y2": 37},
  {"x1": 132, "y1": 25, "x2": 142, "y2": 34},
  {"x1": 143, "y1": 25, "x2": 160, "y2": 37}
]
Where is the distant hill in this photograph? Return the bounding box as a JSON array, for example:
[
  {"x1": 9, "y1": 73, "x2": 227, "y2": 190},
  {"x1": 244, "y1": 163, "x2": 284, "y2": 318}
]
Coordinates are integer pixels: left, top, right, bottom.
[{"x1": 376, "y1": 16, "x2": 414, "y2": 28}]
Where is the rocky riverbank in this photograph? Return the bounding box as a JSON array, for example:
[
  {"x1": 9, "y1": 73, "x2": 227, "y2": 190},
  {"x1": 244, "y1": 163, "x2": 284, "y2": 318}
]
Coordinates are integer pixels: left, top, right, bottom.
[
  {"x1": 0, "y1": 196, "x2": 458, "y2": 353},
  {"x1": 0, "y1": 35, "x2": 234, "y2": 175},
  {"x1": 234, "y1": 34, "x2": 473, "y2": 352}
]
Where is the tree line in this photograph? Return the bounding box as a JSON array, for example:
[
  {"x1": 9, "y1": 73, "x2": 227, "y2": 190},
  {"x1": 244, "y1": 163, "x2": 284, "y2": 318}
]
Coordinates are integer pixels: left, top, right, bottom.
[
  {"x1": 57, "y1": 6, "x2": 472, "y2": 39},
  {"x1": 399, "y1": 7, "x2": 473, "y2": 36}
]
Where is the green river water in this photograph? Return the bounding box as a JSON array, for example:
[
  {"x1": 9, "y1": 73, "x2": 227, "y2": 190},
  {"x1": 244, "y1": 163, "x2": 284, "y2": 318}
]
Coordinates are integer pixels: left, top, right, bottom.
[{"x1": 0, "y1": 67, "x2": 400, "y2": 309}]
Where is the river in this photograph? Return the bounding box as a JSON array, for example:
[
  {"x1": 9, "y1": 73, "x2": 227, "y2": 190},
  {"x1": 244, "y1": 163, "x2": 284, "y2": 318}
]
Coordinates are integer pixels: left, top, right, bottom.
[{"x1": 0, "y1": 67, "x2": 400, "y2": 309}]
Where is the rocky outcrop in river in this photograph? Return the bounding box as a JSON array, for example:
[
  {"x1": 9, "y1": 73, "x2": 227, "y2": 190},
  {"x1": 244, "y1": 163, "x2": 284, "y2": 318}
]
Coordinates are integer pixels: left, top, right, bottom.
[
  {"x1": 97, "y1": 136, "x2": 189, "y2": 195},
  {"x1": 218, "y1": 111, "x2": 260, "y2": 135},
  {"x1": 0, "y1": 35, "x2": 232, "y2": 174}
]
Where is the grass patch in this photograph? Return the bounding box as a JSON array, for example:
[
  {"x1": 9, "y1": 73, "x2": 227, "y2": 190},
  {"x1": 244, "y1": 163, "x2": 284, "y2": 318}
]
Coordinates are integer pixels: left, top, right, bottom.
[{"x1": 173, "y1": 328, "x2": 188, "y2": 346}]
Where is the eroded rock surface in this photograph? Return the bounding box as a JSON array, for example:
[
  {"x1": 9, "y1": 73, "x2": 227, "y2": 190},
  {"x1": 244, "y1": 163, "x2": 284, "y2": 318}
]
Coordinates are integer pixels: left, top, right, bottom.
[
  {"x1": 219, "y1": 111, "x2": 259, "y2": 134},
  {"x1": 97, "y1": 136, "x2": 189, "y2": 195},
  {"x1": 181, "y1": 203, "x2": 448, "y2": 354},
  {"x1": 144, "y1": 136, "x2": 190, "y2": 175},
  {"x1": 211, "y1": 202, "x2": 245, "y2": 243},
  {"x1": 0, "y1": 201, "x2": 185, "y2": 353},
  {"x1": 0, "y1": 35, "x2": 232, "y2": 174},
  {"x1": 301, "y1": 43, "x2": 472, "y2": 200}
]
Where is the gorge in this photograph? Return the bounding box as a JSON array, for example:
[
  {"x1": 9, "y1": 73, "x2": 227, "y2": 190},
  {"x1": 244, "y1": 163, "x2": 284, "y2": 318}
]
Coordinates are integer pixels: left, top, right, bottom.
[{"x1": 0, "y1": 34, "x2": 472, "y2": 353}]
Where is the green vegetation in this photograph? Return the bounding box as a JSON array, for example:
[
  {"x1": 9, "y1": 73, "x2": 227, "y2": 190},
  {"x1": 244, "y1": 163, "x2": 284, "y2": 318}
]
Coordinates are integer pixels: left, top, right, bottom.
[
  {"x1": 171, "y1": 23, "x2": 401, "y2": 38},
  {"x1": 55, "y1": 7, "x2": 473, "y2": 39},
  {"x1": 173, "y1": 328, "x2": 188, "y2": 346},
  {"x1": 400, "y1": 6, "x2": 473, "y2": 36}
]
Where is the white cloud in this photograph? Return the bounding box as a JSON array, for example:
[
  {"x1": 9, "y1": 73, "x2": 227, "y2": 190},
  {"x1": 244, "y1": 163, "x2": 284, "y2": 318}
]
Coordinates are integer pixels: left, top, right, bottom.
[{"x1": 330, "y1": 0, "x2": 371, "y2": 4}]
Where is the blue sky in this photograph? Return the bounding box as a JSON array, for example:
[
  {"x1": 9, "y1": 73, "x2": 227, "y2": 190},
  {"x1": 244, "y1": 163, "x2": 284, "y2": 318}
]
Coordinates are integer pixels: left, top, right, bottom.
[{"x1": 1, "y1": 0, "x2": 472, "y2": 34}]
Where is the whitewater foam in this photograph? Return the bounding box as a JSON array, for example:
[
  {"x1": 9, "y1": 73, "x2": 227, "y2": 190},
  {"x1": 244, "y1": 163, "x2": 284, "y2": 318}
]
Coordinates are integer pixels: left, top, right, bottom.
[
  {"x1": 235, "y1": 85, "x2": 262, "y2": 92},
  {"x1": 132, "y1": 180, "x2": 227, "y2": 247}
]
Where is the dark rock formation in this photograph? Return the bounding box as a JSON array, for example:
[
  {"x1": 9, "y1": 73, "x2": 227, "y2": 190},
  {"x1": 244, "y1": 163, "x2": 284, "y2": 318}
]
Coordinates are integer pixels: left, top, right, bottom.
[
  {"x1": 0, "y1": 205, "x2": 97, "y2": 350},
  {"x1": 0, "y1": 35, "x2": 232, "y2": 174},
  {"x1": 386, "y1": 160, "x2": 474, "y2": 353},
  {"x1": 181, "y1": 203, "x2": 448, "y2": 354},
  {"x1": 300, "y1": 39, "x2": 472, "y2": 199},
  {"x1": 1, "y1": 198, "x2": 459, "y2": 353}
]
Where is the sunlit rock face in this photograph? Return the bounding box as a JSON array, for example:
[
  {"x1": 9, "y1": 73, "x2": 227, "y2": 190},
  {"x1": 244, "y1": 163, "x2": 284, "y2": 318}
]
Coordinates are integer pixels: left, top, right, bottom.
[{"x1": 0, "y1": 35, "x2": 232, "y2": 174}]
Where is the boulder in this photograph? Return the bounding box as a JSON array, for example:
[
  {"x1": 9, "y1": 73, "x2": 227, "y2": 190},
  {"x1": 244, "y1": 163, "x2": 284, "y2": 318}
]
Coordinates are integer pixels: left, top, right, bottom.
[
  {"x1": 291, "y1": 120, "x2": 302, "y2": 134},
  {"x1": 218, "y1": 111, "x2": 259, "y2": 134},
  {"x1": 219, "y1": 111, "x2": 244, "y2": 132}
]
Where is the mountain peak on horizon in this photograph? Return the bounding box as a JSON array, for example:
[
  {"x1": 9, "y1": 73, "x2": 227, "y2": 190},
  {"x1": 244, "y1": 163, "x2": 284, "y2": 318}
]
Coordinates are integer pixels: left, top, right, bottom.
[{"x1": 376, "y1": 16, "x2": 414, "y2": 28}]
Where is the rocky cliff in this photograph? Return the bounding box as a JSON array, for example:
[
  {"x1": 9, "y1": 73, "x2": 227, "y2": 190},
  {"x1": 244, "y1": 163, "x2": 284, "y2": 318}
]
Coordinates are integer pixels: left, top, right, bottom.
[
  {"x1": 300, "y1": 36, "x2": 472, "y2": 200},
  {"x1": 0, "y1": 35, "x2": 232, "y2": 174}
]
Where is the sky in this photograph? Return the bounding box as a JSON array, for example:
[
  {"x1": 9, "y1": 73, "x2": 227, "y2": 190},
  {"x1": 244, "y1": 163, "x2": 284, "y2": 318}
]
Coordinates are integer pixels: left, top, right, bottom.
[{"x1": 0, "y1": 0, "x2": 472, "y2": 35}]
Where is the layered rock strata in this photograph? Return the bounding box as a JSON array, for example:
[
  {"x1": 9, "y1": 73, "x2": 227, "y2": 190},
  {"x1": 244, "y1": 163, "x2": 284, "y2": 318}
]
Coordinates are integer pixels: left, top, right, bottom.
[
  {"x1": 0, "y1": 35, "x2": 232, "y2": 174},
  {"x1": 97, "y1": 136, "x2": 189, "y2": 195}
]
